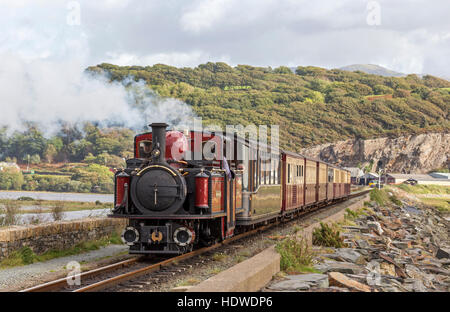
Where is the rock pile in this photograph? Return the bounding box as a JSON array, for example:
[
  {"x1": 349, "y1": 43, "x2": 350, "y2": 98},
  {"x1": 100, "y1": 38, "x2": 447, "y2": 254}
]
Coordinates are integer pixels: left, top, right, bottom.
[{"x1": 267, "y1": 192, "x2": 449, "y2": 292}]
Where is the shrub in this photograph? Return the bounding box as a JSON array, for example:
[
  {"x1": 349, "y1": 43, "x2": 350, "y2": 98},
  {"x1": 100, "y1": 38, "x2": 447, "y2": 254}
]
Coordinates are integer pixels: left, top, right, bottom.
[
  {"x1": 370, "y1": 188, "x2": 389, "y2": 205},
  {"x1": 17, "y1": 196, "x2": 34, "y2": 201},
  {"x1": 344, "y1": 208, "x2": 359, "y2": 220},
  {"x1": 20, "y1": 247, "x2": 36, "y2": 264},
  {"x1": 312, "y1": 222, "x2": 345, "y2": 248},
  {"x1": 389, "y1": 195, "x2": 402, "y2": 206},
  {"x1": 276, "y1": 237, "x2": 314, "y2": 273},
  {"x1": 51, "y1": 203, "x2": 65, "y2": 221},
  {"x1": 0, "y1": 170, "x2": 24, "y2": 190},
  {"x1": 3, "y1": 201, "x2": 19, "y2": 225}
]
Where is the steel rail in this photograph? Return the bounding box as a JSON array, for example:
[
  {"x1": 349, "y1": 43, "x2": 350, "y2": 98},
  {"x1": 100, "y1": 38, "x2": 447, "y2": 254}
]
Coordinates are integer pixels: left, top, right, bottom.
[{"x1": 20, "y1": 257, "x2": 139, "y2": 292}]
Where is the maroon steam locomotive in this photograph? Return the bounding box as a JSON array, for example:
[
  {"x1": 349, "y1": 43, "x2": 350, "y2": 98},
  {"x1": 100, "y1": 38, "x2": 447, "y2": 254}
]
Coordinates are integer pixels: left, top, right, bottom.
[{"x1": 110, "y1": 123, "x2": 351, "y2": 255}]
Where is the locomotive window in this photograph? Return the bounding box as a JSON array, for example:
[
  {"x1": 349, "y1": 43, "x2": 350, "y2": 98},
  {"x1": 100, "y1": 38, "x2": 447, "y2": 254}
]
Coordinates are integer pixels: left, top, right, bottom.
[
  {"x1": 139, "y1": 140, "x2": 152, "y2": 158},
  {"x1": 202, "y1": 141, "x2": 217, "y2": 160}
]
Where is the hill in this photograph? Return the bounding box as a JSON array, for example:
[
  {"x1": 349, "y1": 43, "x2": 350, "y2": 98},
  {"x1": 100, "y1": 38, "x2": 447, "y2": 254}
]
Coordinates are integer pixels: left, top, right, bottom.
[
  {"x1": 339, "y1": 64, "x2": 404, "y2": 77},
  {"x1": 87, "y1": 62, "x2": 450, "y2": 153}
]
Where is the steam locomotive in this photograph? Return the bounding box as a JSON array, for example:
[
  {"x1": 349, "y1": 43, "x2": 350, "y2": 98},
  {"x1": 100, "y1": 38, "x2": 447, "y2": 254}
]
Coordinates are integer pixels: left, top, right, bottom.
[{"x1": 110, "y1": 123, "x2": 351, "y2": 255}]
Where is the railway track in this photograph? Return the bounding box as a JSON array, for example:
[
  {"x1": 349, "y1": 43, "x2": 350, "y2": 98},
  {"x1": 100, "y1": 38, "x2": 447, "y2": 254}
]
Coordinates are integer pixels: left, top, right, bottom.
[{"x1": 21, "y1": 189, "x2": 369, "y2": 292}]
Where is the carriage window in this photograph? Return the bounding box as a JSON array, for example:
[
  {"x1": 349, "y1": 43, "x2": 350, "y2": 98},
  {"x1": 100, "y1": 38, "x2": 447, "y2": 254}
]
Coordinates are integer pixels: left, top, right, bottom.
[
  {"x1": 242, "y1": 145, "x2": 249, "y2": 191},
  {"x1": 288, "y1": 164, "x2": 291, "y2": 184}
]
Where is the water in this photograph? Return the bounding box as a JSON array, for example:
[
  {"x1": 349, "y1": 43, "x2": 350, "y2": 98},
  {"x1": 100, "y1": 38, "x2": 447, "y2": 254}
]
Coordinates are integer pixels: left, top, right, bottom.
[{"x1": 0, "y1": 190, "x2": 113, "y2": 203}]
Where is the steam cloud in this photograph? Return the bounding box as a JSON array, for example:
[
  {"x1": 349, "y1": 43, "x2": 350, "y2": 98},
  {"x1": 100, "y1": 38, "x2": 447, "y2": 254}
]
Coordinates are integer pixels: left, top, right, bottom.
[{"x1": 0, "y1": 53, "x2": 196, "y2": 136}]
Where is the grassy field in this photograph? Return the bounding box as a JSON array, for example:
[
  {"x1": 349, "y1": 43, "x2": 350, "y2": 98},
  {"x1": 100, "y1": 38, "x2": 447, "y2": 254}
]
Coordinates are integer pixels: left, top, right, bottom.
[
  {"x1": 394, "y1": 184, "x2": 450, "y2": 195},
  {"x1": 392, "y1": 184, "x2": 450, "y2": 213},
  {"x1": 420, "y1": 198, "x2": 450, "y2": 213},
  {"x1": 0, "y1": 198, "x2": 111, "y2": 214}
]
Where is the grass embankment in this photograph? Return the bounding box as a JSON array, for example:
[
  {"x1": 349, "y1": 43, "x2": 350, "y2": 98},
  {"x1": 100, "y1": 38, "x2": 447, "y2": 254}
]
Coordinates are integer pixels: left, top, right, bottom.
[
  {"x1": 0, "y1": 198, "x2": 111, "y2": 214},
  {"x1": 420, "y1": 198, "x2": 450, "y2": 213},
  {"x1": 392, "y1": 184, "x2": 450, "y2": 213},
  {"x1": 0, "y1": 232, "x2": 122, "y2": 269},
  {"x1": 395, "y1": 184, "x2": 450, "y2": 195}
]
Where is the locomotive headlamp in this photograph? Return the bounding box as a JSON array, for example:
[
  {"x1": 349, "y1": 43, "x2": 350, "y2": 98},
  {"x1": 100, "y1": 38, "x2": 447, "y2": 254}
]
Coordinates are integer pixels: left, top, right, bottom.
[
  {"x1": 151, "y1": 148, "x2": 161, "y2": 158},
  {"x1": 121, "y1": 227, "x2": 139, "y2": 246},
  {"x1": 173, "y1": 227, "x2": 195, "y2": 247}
]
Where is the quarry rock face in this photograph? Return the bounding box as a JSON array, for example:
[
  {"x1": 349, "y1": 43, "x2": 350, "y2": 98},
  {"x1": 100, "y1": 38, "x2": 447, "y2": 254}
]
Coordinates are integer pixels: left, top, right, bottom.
[{"x1": 300, "y1": 132, "x2": 450, "y2": 173}]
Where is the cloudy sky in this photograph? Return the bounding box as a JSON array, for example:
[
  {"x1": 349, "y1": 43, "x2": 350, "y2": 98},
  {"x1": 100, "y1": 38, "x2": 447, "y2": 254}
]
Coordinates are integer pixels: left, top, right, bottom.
[{"x1": 1, "y1": 0, "x2": 449, "y2": 77}]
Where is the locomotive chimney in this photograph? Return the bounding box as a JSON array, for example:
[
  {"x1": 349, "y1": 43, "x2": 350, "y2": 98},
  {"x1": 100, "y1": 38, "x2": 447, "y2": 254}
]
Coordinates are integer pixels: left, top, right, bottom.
[{"x1": 150, "y1": 123, "x2": 168, "y2": 163}]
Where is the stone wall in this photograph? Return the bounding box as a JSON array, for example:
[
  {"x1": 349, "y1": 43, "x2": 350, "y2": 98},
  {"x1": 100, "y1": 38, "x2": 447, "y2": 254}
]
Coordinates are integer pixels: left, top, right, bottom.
[{"x1": 0, "y1": 217, "x2": 128, "y2": 260}]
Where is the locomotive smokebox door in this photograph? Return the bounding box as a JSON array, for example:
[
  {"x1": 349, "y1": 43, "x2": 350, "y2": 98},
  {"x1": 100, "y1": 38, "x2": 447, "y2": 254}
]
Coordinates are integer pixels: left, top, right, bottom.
[{"x1": 130, "y1": 165, "x2": 187, "y2": 215}]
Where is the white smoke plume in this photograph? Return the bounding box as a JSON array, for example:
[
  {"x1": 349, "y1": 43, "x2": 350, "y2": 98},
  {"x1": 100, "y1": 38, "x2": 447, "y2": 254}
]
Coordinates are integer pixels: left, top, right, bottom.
[{"x1": 0, "y1": 53, "x2": 196, "y2": 136}]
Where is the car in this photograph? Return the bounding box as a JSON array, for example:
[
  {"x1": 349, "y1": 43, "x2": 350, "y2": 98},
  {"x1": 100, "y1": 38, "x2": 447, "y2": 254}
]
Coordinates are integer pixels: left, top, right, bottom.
[{"x1": 404, "y1": 178, "x2": 418, "y2": 185}]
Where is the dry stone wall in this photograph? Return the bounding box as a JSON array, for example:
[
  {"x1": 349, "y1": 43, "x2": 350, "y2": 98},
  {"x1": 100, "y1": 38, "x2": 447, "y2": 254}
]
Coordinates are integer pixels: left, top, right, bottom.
[{"x1": 0, "y1": 217, "x2": 128, "y2": 259}]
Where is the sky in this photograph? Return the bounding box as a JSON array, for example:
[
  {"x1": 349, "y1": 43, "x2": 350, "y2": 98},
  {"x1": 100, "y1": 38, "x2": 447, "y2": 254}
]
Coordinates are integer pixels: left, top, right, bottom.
[{"x1": 1, "y1": 0, "x2": 449, "y2": 77}]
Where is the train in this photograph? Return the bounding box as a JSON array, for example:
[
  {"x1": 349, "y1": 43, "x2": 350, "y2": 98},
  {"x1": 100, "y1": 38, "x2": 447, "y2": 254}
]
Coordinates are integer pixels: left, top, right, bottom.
[{"x1": 109, "y1": 123, "x2": 351, "y2": 255}]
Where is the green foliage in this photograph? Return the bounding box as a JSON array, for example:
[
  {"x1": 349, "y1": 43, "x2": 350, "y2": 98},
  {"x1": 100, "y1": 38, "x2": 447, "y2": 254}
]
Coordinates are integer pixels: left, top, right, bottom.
[
  {"x1": 0, "y1": 169, "x2": 24, "y2": 190},
  {"x1": 344, "y1": 208, "x2": 359, "y2": 220},
  {"x1": 389, "y1": 195, "x2": 402, "y2": 206},
  {"x1": 20, "y1": 247, "x2": 36, "y2": 264},
  {"x1": 370, "y1": 188, "x2": 390, "y2": 205},
  {"x1": 395, "y1": 184, "x2": 450, "y2": 195},
  {"x1": 276, "y1": 237, "x2": 315, "y2": 273},
  {"x1": 420, "y1": 198, "x2": 450, "y2": 213},
  {"x1": 312, "y1": 222, "x2": 345, "y2": 248},
  {"x1": 17, "y1": 196, "x2": 34, "y2": 201}
]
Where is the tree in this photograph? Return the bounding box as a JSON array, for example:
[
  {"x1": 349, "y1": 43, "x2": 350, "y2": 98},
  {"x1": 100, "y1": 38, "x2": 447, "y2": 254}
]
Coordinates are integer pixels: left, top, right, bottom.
[
  {"x1": 273, "y1": 66, "x2": 292, "y2": 74},
  {"x1": 44, "y1": 144, "x2": 57, "y2": 163}
]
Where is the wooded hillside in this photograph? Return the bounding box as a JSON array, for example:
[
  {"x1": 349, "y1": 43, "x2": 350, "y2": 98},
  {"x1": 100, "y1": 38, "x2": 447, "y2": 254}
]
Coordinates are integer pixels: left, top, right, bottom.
[{"x1": 88, "y1": 62, "x2": 450, "y2": 152}]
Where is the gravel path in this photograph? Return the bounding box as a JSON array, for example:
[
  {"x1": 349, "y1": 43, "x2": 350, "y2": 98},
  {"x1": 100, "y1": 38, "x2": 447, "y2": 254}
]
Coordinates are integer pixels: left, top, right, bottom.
[{"x1": 0, "y1": 244, "x2": 128, "y2": 291}]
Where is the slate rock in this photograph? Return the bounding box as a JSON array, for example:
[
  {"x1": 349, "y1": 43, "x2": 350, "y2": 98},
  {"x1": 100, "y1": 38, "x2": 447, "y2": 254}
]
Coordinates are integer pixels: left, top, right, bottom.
[
  {"x1": 314, "y1": 260, "x2": 366, "y2": 275},
  {"x1": 268, "y1": 274, "x2": 329, "y2": 291},
  {"x1": 436, "y1": 248, "x2": 450, "y2": 259},
  {"x1": 322, "y1": 248, "x2": 364, "y2": 263},
  {"x1": 367, "y1": 221, "x2": 384, "y2": 235}
]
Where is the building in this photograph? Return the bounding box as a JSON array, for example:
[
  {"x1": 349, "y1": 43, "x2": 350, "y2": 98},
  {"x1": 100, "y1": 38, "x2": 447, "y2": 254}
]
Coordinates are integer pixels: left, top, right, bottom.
[
  {"x1": 385, "y1": 173, "x2": 450, "y2": 186},
  {"x1": 344, "y1": 167, "x2": 364, "y2": 184},
  {"x1": 360, "y1": 172, "x2": 379, "y2": 185},
  {"x1": 429, "y1": 172, "x2": 450, "y2": 179},
  {"x1": 0, "y1": 162, "x2": 20, "y2": 172}
]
